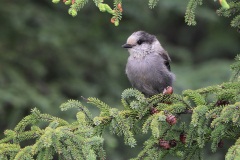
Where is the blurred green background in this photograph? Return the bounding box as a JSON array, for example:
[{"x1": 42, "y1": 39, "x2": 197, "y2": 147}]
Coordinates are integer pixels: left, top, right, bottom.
[{"x1": 0, "y1": 0, "x2": 239, "y2": 159}]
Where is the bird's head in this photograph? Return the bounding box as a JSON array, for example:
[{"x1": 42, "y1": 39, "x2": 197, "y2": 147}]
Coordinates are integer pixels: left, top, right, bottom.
[{"x1": 122, "y1": 31, "x2": 163, "y2": 58}]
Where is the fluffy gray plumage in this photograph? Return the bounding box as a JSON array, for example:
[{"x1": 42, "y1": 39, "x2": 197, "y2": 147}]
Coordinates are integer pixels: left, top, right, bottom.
[{"x1": 122, "y1": 31, "x2": 175, "y2": 97}]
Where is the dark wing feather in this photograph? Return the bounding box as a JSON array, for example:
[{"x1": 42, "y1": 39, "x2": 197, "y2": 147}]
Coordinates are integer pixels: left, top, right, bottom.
[
  {"x1": 160, "y1": 50, "x2": 171, "y2": 71},
  {"x1": 165, "y1": 61, "x2": 171, "y2": 71}
]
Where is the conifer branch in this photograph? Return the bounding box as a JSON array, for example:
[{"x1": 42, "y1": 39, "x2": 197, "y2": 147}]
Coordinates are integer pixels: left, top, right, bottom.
[
  {"x1": 0, "y1": 55, "x2": 239, "y2": 159},
  {"x1": 50, "y1": 0, "x2": 240, "y2": 30},
  {"x1": 216, "y1": 2, "x2": 240, "y2": 31}
]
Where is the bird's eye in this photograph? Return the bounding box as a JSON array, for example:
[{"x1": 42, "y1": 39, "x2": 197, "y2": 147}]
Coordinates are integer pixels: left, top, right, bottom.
[{"x1": 137, "y1": 40, "x2": 144, "y2": 45}]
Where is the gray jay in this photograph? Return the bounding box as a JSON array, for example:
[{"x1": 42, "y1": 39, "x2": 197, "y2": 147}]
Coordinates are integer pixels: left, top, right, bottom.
[{"x1": 122, "y1": 31, "x2": 175, "y2": 97}]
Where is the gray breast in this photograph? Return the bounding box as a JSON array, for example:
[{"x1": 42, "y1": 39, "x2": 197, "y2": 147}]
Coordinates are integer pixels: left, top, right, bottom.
[{"x1": 126, "y1": 54, "x2": 173, "y2": 96}]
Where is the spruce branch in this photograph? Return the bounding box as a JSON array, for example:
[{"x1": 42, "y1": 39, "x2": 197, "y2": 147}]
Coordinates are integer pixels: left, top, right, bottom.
[
  {"x1": 148, "y1": 0, "x2": 160, "y2": 9},
  {"x1": 226, "y1": 136, "x2": 240, "y2": 160},
  {"x1": 217, "y1": 2, "x2": 240, "y2": 31},
  {"x1": 0, "y1": 57, "x2": 240, "y2": 159},
  {"x1": 185, "y1": 0, "x2": 203, "y2": 26},
  {"x1": 50, "y1": 0, "x2": 240, "y2": 30}
]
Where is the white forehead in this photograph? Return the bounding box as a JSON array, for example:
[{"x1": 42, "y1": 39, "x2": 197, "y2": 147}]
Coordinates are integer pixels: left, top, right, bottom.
[
  {"x1": 126, "y1": 31, "x2": 157, "y2": 45},
  {"x1": 126, "y1": 32, "x2": 140, "y2": 44},
  {"x1": 126, "y1": 36, "x2": 137, "y2": 45}
]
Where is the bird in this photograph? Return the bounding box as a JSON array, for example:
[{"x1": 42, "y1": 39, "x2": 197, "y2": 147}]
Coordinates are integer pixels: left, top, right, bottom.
[{"x1": 122, "y1": 31, "x2": 175, "y2": 97}]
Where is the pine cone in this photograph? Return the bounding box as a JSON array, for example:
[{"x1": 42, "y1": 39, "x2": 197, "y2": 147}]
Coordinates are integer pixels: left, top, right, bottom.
[{"x1": 166, "y1": 115, "x2": 177, "y2": 125}]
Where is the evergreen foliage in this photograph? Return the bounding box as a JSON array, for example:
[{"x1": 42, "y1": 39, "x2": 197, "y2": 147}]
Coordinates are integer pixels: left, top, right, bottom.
[
  {"x1": 52, "y1": 0, "x2": 123, "y2": 26},
  {"x1": 0, "y1": 57, "x2": 239, "y2": 159},
  {"x1": 1, "y1": 0, "x2": 239, "y2": 159},
  {"x1": 52, "y1": 0, "x2": 240, "y2": 30},
  {"x1": 216, "y1": 1, "x2": 240, "y2": 31},
  {"x1": 0, "y1": 108, "x2": 104, "y2": 160}
]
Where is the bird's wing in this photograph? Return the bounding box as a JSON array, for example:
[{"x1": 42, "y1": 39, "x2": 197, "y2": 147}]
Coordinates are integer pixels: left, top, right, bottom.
[{"x1": 159, "y1": 50, "x2": 171, "y2": 71}]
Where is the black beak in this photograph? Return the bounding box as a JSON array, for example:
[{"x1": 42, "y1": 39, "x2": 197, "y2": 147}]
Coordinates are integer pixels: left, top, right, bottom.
[{"x1": 122, "y1": 43, "x2": 133, "y2": 48}]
